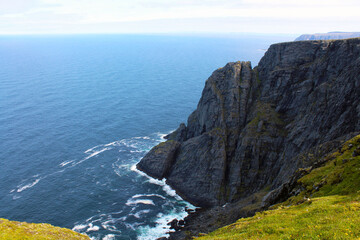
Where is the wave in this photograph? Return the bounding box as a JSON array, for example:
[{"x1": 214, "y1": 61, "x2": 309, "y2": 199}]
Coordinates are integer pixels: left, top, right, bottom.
[
  {"x1": 12, "y1": 131, "x2": 191, "y2": 240},
  {"x1": 59, "y1": 160, "x2": 75, "y2": 167},
  {"x1": 125, "y1": 199, "x2": 155, "y2": 206},
  {"x1": 137, "y1": 210, "x2": 188, "y2": 240},
  {"x1": 10, "y1": 146, "x2": 111, "y2": 194},
  {"x1": 131, "y1": 157, "x2": 197, "y2": 240},
  {"x1": 131, "y1": 164, "x2": 180, "y2": 200},
  {"x1": 16, "y1": 178, "x2": 41, "y2": 193},
  {"x1": 132, "y1": 194, "x2": 166, "y2": 200},
  {"x1": 86, "y1": 223, "x2": 100, "y2": 232},
  {"x1": 102, "y1": 234, "x2": 116, "y2": 240},
  {"x1": 133, "y1": 209, "x2": 150, "y2": 219}
]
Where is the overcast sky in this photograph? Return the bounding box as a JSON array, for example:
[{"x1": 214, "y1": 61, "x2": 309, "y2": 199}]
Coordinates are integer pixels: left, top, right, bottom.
[{"x1": 0, "y1": 0, "x2": 359, "y2": 34}]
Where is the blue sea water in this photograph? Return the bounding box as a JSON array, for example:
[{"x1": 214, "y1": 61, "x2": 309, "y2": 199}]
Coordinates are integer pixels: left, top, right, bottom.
[{"x1": 0, "y1": 34, "x2": 294, "y2": 239}]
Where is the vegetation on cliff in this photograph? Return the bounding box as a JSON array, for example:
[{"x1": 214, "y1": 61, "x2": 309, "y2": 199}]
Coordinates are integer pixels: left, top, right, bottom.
[
  {"x1": 0, "y1": 218, "x2": 89, "y2": 240},
  {"x1": 197, "y1": 134, "x2": 360, "y2": 239}
]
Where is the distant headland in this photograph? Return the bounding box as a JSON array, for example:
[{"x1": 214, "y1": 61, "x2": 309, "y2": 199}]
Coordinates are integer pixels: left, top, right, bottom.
[{"x1": 295, "y1": 31, "x2": 360, "y2": 41}]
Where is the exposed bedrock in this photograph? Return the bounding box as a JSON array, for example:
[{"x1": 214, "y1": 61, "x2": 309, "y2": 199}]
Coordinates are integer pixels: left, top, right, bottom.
[{"x1": 137, "y1": 38, "x2": 360, "y2": 208}]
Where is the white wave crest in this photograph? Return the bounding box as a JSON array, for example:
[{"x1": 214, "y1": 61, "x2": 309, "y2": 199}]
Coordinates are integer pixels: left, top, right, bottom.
[
  {"x1": 133, "y1": 209, "x2": 150, "y2": 219},
  {"x1": 125, "y1": 199, "x2": 155, "y2": 206},
  {"x1": 102, "y1": 234, "x2": 115, "y2": 240},
  {"x1": 87, "y1": 223, "x2": 100, "y2": 232},
  {"x1": 132, "y1": 194, "x2": 166, "y2": 200},
  {"x1": 59, "y1": 160, "x2": 75, "y2": 167},
  {"x1": 131, "y1": 164, "x2": 182, "y2": 200},
  {"x1": 72, "y1": 224, "x2": 88, "y2": 231},
  {"x1": 16, "y1": 178, "x2": 41, "y2": 193},
  {"x1": 84, "y1": 144, "x2": 104, "y2": 154},
  {"x1": 137, "y1": 210, "x2": 188, "y2": 240}
]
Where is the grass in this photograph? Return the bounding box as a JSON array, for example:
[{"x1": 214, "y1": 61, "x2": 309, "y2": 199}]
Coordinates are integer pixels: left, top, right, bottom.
[
  {"x1": 0, "y1": 218, "x2": 89, "y2": 240},
  {"x1": 197, "y1": 134, "x2": 360, "y2": 240}
]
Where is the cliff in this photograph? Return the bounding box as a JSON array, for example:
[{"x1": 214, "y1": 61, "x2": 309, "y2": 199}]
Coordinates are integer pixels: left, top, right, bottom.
[
  {"x1": 138, "y1": 38, "x2": 360, "y2": 210},
  {"x1": 0, "y1": 218, "x2": 89, "y2": 240},
  {"x1": 295, "y1": 32, "x2": 360, "y2": 41},
  {"x1": 197, "y1": 134, "x2": 360, "y2": 239}
]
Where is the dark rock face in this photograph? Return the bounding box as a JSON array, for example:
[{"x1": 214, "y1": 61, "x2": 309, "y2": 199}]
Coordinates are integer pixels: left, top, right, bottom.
[
  {"x1": 136, "y1": 140, "x2": 180, "y2": 179},
  {"x1": 137, "y1": 38, "x2": 360, "y2": 208}
]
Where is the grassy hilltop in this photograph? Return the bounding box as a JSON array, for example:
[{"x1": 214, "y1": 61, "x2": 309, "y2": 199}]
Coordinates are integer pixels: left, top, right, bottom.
[{"x1": 0, "y1": 218, "x2": 89, "y2": 240}]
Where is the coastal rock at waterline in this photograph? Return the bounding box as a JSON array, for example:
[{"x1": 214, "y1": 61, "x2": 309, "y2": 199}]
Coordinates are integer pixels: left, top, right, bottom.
[
  {"x1": 136, "y1": 140, "x2": 180, "y2": 179},
  {"x1": 137, "y1": 38, "x2": 360, "y2": 208}
]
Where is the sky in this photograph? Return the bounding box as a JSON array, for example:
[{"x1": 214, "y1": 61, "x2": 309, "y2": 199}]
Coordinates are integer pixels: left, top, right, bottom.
[{"x1": 0, "y1": 0, "x2": 359, "y2": 34}]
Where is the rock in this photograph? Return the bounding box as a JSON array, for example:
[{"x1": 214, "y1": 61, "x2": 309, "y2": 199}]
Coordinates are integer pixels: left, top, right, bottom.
[
  {"x1": 169, "y1": 219, "x2": 182, "y2": 231},
  {"x1": 185, "y1": 207, "x2": 196, "y2": 214},
  {"x1": 136, "y1": 140, "x2": 180, "y2": 179},
  {"x1": 138, "y1": 38, "x2": 360, "y2": 208},
  {"x1": 165, "y1": 123, "x2": 187, "y2": 142},
  {"x1": 352, "y1": 146, "x2": 360, "y2": 157}
]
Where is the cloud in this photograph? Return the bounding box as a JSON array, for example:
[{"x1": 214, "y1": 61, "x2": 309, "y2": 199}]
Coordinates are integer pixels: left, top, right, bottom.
[
  {"x1": 0, "y1": 0, "x2": 61, "y2": 14},
  {"x1": 0, "y1": 0, "x2": 359, "y2": 34}
]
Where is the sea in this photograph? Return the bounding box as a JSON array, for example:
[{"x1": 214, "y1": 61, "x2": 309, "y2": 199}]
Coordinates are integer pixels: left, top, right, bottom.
[{"x1": 0, "y1": 33, "x2": 294, "y2": 240}]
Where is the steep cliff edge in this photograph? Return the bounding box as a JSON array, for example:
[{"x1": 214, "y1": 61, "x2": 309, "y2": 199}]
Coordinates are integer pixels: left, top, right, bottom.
[{"x1": 137, "y1": 38, "x2": 360, "y2": 210}]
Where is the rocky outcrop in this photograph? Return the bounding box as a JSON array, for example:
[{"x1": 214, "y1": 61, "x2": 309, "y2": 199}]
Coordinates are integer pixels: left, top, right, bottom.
[
  {"x1": 295, "y1": 32, "x2": 360, "y2": 41},
  {"x1": 137, "y1": 140, "x2": 181, "y2": 179},
  {"x1": 137, "y1": 38, "x2": 360, "y2": 208}
]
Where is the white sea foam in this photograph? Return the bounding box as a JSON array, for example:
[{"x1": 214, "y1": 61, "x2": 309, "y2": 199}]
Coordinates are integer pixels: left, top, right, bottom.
[
  {"x1": 59, "y1": 160, "x2": 74, "y2": 167},
  {"x1": 133, "y1": 209, "x2": 150, "y2": 219},
  {"x1": 131, "y1": 164, "x2": 183, "y2": 200},
  {"x1": 85, "y1": 148, "x2": 111, "y2": 159},
  {"x1": 125, "y1": 199, "x2": 155, "y2": 206},
  {"x1": 69, "y1": 147, "x2": 112, "y2": 168},
  {"x1": 104, "y1": 141, "x2": 118, "y2": 147},
  {"x1": 16, "y1": 178, "x2": 40, "y2": 193},
  {"x1": 133, "y1": 136, "x2": 150, "y2": 140},
  {"x1": 73, "y1": 224, "x2": 88, "y2": 231},
  {"x1": 156, "y1": 133, "x2": 168, "y2": 140},
  {"x1": 87, "y1": 223, "x2": 100, "y2": 232},
  {"x1": 84, "y1": 144, "x2": 103, "y2": 154},
  {"x1": 132, "y1": 194, "x2": 166, "y2": 200},
  {"x1": 132, "y1": 157, "x2": 198, "y2": 240},
  {"x1": 102, "y1": 234, "x2": 115, "y2": 240},
  {"x1": 130, "y1": 150, "x2": 145, "y2": 153},
  {"x1": 162, "y1": 185, "x2": 177, "y2": 198},
  {"x1": 11, "y1": 146, "x2": 110, "y2": 194},
  {"x1": 102, "y1": 224, "x2": 118, "y2": 232},
  {"x1": 137, "y1": 209, "x2": 188, "y2": 240},
  {"x1": 12, "y1": 133, "x2": 160, "y2": 196}
]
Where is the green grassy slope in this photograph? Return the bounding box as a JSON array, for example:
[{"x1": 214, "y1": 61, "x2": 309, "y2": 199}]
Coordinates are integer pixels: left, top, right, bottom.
[
  {"x1": 0, "y1": 218, "x2": 90, "y2": 240},
  {"x1": 197, "y1": 135, "x2": 360, "y2": 240}
]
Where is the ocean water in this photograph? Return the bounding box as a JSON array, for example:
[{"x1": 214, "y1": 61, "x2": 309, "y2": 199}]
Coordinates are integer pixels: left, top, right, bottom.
[{"x1": 0, "y1": 34, "x2": 294, "y2": 239}]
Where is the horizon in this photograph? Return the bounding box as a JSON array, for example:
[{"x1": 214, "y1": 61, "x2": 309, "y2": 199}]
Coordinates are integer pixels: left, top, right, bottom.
[{"x1": 0, "y1": 0, "x2": 359, "y2": 35}]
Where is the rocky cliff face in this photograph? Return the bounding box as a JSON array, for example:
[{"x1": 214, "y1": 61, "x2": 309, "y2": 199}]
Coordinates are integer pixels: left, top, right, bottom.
[{"x1": 137, "y1": 38, "x2": 360, "y2": 208}]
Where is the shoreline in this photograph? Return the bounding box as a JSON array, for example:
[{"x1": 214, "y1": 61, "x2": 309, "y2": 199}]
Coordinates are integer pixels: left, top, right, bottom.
[{"x1": 131, "y1": 164, "x2": 197, "y2": 239}]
